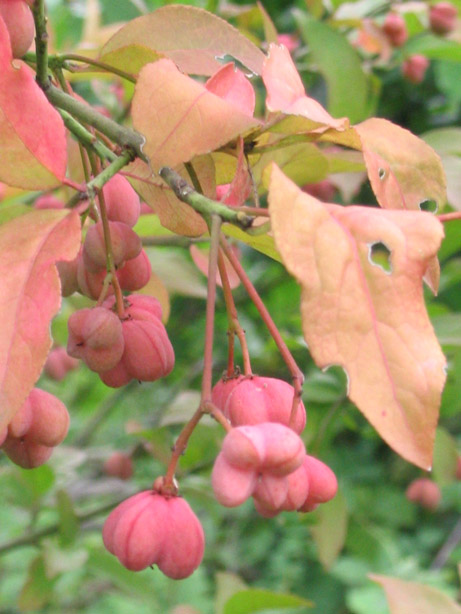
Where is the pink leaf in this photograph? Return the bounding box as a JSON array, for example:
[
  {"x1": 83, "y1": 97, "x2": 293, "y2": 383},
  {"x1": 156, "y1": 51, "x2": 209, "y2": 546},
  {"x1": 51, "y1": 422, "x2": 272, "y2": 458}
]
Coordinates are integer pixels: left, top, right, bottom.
[
  {"x1": 206, "y1": 63, "x2": 255, "y2": 117},
  {"x1": 217, "y1": 137, "x2": 252, "y2": 207},
  {"x1": 269, "y1": 164, "x2": 446, "y2": 469},
  {"x1": 0, "y1": 17, "x2": 67, "y2": 189},
  {"x1": 262, "y1": 45, "x2": 349, "y2": 132},
  {"x1": 132, "y1": 59, "x2": 260, "y2": 171},
  {"x1": 0, "y1": 210, "x2": 81, "y2": 431}
]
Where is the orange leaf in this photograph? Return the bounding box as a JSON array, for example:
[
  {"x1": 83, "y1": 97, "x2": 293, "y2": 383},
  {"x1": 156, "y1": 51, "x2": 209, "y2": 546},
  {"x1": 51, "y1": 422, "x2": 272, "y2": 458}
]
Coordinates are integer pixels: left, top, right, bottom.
[
  {"x1": 0, "y1": 17, "x2": 67, "y2": 189},
  {"x1": 370, "y1": 575, "x2": 461, "y2": 614},
  {"x1": 0, "y1": 210, "x2": 81, "y2": 431},
  {"x1": 262, "y1": 45, "x2": 349, "y2": 132},
  {"x1": 269, "y1": 165, "x2": 446, "y2": 469},
  {"x1": 125, "y1": 156, "x2": 214, "y2": 237},
  {"x1": 132, "y1": 59, "x2": 260, "y2": 171},
  {"x1": 355, "y1": 118, "x2": 447, "y2": 212},
  {"x1": 100, "y1": 5, "x2": 265, "y2": 77}
]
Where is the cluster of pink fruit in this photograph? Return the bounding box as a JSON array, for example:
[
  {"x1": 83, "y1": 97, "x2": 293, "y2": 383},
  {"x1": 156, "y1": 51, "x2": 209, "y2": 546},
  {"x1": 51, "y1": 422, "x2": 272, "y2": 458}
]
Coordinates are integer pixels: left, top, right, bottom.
[
  {"x1": 100, "y1": 376, "x2": 337, "y2": 578},
  {"x1": 0, "y1": 388, "x2": 69, "y2": 468},
  {"x1": 57, "y1": 174, "x2": 152, "y2": 300},
  {"x1": 382, "y1": 2, "x2": 458, "y2": 84},
  {"x1": 67, "y1": 294, "x2": 174, "y2": 388},
  {"x1": 210, "y1": 376, "x2": 338, "y2": 517}
]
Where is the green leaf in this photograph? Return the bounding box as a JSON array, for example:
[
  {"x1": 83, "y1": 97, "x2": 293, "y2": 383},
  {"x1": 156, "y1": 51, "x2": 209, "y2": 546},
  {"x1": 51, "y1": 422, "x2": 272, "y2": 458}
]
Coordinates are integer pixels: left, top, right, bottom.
[
  {"x1": 222, "y1": 224, "x2": 281, "y2": 263},
  {"x1": 18, "y1": 556, "x2": 55, "y2": 612},
  {"x1": 310, "y1": 489, "x2": 348, "y2": 569},
  {"x1": 370, "y1": 575, "x2": 461, "y2": 614},
  {"x1": 294, "y1": 12, "x2": 370, "y2": 123},
  {"x1": 405, "y1": 35, "x2": 461, "y2": 62},
  {"x1": 432, "y1": 314, "x2": 461, "y2": 346},
  {"x1": 432, "y1": 427, "x2": 459, "y2": 485},
  {"x1": 56, "y1": 489, "x2": 79, "y2": 547},
  {"x1": 216, "y1": 572, "x2": 247, "y2": 614},
  {"x1": 223, "y1": 589, "x2": 313, "y2": 614}
]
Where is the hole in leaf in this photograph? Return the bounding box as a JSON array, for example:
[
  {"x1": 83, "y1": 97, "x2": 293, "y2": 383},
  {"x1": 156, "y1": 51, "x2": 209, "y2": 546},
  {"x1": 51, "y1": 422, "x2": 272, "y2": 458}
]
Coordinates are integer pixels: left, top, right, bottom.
[
  {"x1": 368, "y1": 242, "x2": 392, "y2": 274},
  {"x1": 419, "y1": 199, "x2": 437, "y2": 213},
  {"x1": 378, "y1": 167, "x2": 386, "y2": 180}
]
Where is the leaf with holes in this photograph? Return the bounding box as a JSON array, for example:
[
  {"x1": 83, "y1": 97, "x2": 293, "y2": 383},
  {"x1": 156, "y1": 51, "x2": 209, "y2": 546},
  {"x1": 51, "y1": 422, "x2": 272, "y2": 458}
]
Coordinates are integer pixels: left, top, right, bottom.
[
  {"x1": 269, "y1": 164, "x2": 446, "y2": 469},
  {"x1": 0, "y1": 210, "x2": 81, "y2": 431},
  {"x1": 355, "y1": 119, "x2": 447, "y2": 212},
  {"x1": 262, "y1": 44, "x2": 349, "y2": 133},
  {"x1": 132, "y1": 59, "x2": 260, "y2": 171},
  {"x1": 100, "y1": 5, "x2": 265, "y2": 77},
  {"x1": 370, "y1": 575, "x2": 461, "y2": 614},
  {"x1": 0, "y1": 17, "x2": 67, "y2": 189}
]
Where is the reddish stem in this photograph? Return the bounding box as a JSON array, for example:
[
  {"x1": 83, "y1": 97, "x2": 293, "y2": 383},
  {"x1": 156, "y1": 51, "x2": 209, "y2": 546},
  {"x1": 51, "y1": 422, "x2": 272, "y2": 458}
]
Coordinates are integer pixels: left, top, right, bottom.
[
  {"x1": 218, "y1": 249, "x2": 252, "y2": 376},
  {"x1": 201, "y1": 214, "x2": 222, "y2": 402},
  {"x1": 438, "y1": 211, "x2": 461, "y2": 222},
  {"x1": 220, "y1": 235, "x2": 304, "y2": 429},
  {"x1": 163, "y1": 215, "x2": 222, "y2": 488}
]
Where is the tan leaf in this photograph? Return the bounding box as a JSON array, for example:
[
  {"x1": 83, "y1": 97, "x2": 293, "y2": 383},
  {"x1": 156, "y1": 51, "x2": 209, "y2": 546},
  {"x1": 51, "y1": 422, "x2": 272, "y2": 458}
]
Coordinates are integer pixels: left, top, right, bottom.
[
  {"x1": 269, "y1": 165, "x2": 446, "y2": 469},
  {"x1": 125, "y1": 156, "x2": 214, "y2": 237},
  {"x1": 355, "y1": 118, "x2": 447, "y2": 212},
  {"x1": 132, "y1": 59, "x2": 260, "y2": 171},
  {"x1": 370, "y1": 575, "x2": 461, "y2": 614},
  {"x1": 100, "y1": 5, "x2": 265, "y2": 77}
]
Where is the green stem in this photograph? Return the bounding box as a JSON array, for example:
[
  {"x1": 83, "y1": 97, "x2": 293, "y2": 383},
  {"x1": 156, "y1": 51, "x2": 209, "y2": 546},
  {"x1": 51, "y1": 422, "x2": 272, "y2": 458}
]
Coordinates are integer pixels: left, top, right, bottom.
[
  {"x1": 0, "y1": 499, "x2": 124, "y2": 555},
  {"x1": 58, "y1": 109, "x2": 117, "y2": 162},
  {"x1": 159, "y1": 167, "x2": 254, "y2": 230},
  {"x1": 32, "y1": 0, "x2": 49, "y2": 87},
  {"x1": 44, "y1": 85, "x2": 146, "y2": 161}
]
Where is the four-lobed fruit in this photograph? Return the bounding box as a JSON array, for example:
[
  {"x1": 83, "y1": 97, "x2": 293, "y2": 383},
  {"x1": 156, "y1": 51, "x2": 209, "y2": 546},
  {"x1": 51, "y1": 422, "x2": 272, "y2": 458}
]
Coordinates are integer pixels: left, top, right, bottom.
[
  {"x1": 0, "y1": 0, "x2": 35, "y2": 58},
  {"x1": 44, "y1": 346, "x2": 80, "y2": 381},
  {"x1": 430, "y1": 2, "x2": 457, "y2": 35},
  {"x1": 98, "y1": 295, "x2": 174, "y2": 387},
  {"x1": 103, "y1": 452, "x2": 134, "y2": 480},
  {"x1": 212, "y1": 422, "x2": 306, "y2": 507},
  {"x1": 401, "y1": 55, "x2": 430, "y2": 84},
  {"x1": 405, "y1": 477, "x2": 441, "y2": 511},
  {"x1": 1, "y1": 388, "x2": 70, "y2": 469},
  {"x1": 103, "y1": 490, "x2": 204, "y2": 577},
  {"x1": 382, "y1": 12, "x2": 408, "y2": 47},
  {"x1": 83, "y1": 221, "x2": 142, "y2": 273},
  {"x1": 212, "y1": 376, "x2": 306, "y2": 434},
  {"x1": 95, "y1": 174, "x2": 141, "y2": 228},
  {"x1": 67, "y1": 307, "x2": 125, "y2": 372}
]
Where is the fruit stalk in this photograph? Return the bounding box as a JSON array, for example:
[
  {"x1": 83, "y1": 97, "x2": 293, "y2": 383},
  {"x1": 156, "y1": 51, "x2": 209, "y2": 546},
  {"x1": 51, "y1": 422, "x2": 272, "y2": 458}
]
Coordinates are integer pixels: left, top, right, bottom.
[{"x1": 220, "y1": 236, "x2": 304, "y2": 428}]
